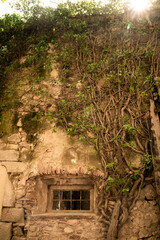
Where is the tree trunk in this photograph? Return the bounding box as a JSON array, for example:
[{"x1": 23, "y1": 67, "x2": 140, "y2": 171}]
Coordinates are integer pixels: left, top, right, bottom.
[
  {"x1": 150, "y1": 96, "x2": 160, "y2": 207},
  {"x1": 107, "y1": 199, "x2": 121, "y2": 240}
]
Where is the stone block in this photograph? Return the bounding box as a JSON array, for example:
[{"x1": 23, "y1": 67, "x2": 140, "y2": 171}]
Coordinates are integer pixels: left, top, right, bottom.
[
  {"x1": 3, "y1": 173, "x2": 15, "y2": 207},
  {"x1": 0, "y1": 222, "x2": 12, "y2": 240},
  {"x1": 2, "y1": 208, "x2": 24, "y2": 223},
  {"x1": 142, "y1": 184, "x2": 157, "y2": 200},
  {"x1": 6, "y1": 144, "x2": 19, "y2": 150},
  {"x1": 64, "y1": 227, "x2": 74, "y2": 233},
  {"x1": 17, "y1": 119, "x2": 22, "y2": 127},
  {"x1": 8, "y1": 134, "x2": 21, "y2": 144},
  {"x1": 15, "y1": 187, "x2": 25, "y2": 200},
  {"x1": 0, "y1": 139, "x2": 6, "y2": 149},
  {"x1": 13, "y1": 226, "x2": 24, "y2": 236},
  {"x1": 67, "y1": 220, "x2": 78, "y2": 225},
  {"x1": 0, "y1": 165, "x2": 7, "y2": 218},
  {"x1": 2, "y1": 162, "x2": 27, "y2": 173},
  {"x1": 0, "y1": 150, "x2": 19, "y2": 161}
]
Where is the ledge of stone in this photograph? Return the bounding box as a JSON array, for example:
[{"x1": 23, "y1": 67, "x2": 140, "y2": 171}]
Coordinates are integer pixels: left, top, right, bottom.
[
  {"x1": 0, "y1": 150, "x2": 19, "y2": 161},
  {"x1": 30, "y1": 213, "x2": 98, "y2": 220},
  {"x1": 1, "y1": 162, "x2": 27, "y2": 173}
]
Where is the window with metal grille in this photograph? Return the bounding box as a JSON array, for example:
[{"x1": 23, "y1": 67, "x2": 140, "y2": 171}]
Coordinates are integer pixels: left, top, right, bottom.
[
  {"x1": 47, "y1": 185, "x2": 94, "y2": 212},
  {"x1": 52, "y1": 190, "x2": 90, "y2": 210}
]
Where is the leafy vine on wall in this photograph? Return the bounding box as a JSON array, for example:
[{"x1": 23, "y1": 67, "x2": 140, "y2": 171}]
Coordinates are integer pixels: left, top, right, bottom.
[{"x1": 0, "y1": 1, "x2": 160, "y2": 239}]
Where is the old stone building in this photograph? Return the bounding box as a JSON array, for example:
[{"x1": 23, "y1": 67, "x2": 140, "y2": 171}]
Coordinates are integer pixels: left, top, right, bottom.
[{"x1": 0, "y1": 62, "x2": 159, "y2": 240}]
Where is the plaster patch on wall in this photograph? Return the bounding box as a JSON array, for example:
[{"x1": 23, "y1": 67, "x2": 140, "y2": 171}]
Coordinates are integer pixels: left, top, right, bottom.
[{"x1": 27, "y1": 128, "x2": 101, "y2": 177}]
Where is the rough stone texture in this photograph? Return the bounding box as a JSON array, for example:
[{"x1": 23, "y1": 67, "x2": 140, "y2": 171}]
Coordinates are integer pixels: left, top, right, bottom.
[
  {"x1": 0, "y1": 222, "x2": 12, "y2": 240},
  {"x1": 139, "y1": 184, "x2": 157, "y2": 201},
  {"x1": 118, "y1": 199, "x2": 160, "y2": 240},
  {"x1": 2, "y1": 161, "x2": 27, "y2": 173},
  {"x1": 2, "y1": 208, "x2": 24, "y2": 223},
  {"x1": 0, "y1": 165, "x2": 8, "y2": 218},
  {"x1": 17, "y1": 118, "x2": 22, "y2": 127},
  {"x1": 0, "y1": 139, "x2": 6, "y2": 149},
  {"x1": 8, "y1": 134, "x2": 21, "y2": 144},
  {"x1": 6, "y1": 144, "x2": 19, "y2": 150},
  {"x1": 13, "y1": 226, "x2": 24, "y2": 236},
  {"x1": 3, "y1": 172, "x2": 15, "y2": 207},
  {"x1": 15, "y1": 187, "x2": 26, "y2": 200},
  {"x1": 0, "y1": 150, "x2": 19, "y2": 161},
  {"x1": 27, "y1": 214, "x2": 107, "y2": 240},
  {"x1": 124, "y1": 149, "x2": 142, "y2": 168}
]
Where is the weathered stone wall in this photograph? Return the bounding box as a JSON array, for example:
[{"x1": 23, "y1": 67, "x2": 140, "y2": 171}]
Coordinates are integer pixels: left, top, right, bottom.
[
  {"x1": 27, "y1": 214, "x2": 107, "y2": 240},
  {"x1": 0, "y1": 65, "x2": 159, "y2": 240},
  {"x1": 118, "y1": 184, "x2": 160, "y2": 240}
]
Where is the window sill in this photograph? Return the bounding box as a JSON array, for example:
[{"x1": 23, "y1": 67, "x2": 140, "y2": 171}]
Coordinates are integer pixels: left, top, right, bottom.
[{"x1": 30, "y1": 212, "x2": 98, "y2": 220}]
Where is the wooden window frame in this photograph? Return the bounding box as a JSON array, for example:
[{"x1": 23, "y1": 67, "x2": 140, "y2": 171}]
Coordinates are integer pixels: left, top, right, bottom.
[{"x1": 47, "y1": 185, "x2": 94, "y2": 213}]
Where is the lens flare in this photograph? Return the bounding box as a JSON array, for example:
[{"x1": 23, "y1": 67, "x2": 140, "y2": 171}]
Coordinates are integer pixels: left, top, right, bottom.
[{"x1": 129, "y1": 0, "x2": 151, "y2": 12}]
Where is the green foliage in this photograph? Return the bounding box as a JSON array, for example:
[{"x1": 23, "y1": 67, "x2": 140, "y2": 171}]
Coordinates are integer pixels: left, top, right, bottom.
[
  {"x1": 0, "y1": 0, "x2": 159, "y2": 201},
  {"x1": 141, "y1": 154, "x2": 153, "y2": 170},
  {"x1": 106, "y1": 162, "x2": 117, "y2": 168},
  {"x1": 106, "y1": 175, "x2": 130, "y2": 195},
  {"x1": 11, "y1": 0, "x2": 41, "y2": 20}
]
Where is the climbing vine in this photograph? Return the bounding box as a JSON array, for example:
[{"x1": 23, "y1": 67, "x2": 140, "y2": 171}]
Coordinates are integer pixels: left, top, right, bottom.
[
  {"x1": 0, "y1": 1, "x2": 160, "y2": 239},
  {"x1": 50, "y1": 2, "x2": 160, "y2": 239}
]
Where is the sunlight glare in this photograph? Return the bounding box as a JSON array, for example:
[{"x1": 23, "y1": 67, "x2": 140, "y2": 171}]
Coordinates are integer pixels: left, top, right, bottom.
[{"x1": 129, "y1": 0, "x2": 151, "y2": 12}]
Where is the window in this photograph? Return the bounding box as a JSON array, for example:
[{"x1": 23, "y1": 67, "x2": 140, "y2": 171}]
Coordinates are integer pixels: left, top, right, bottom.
[{"x1": 47, "y1": 185, "x2": 94, "y2": 212}]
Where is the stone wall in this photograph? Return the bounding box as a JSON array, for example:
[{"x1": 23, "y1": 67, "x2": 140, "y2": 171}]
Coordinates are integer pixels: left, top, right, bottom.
[
  {"x1": 118, "y1": 184, "x2": 160, "y2": 240},
  {"x1": 0, "y1": 65, "x2": 159, "y2": 240},
  {"x1": 27, "y1": 214, "x2": 107, "y2": 240}
]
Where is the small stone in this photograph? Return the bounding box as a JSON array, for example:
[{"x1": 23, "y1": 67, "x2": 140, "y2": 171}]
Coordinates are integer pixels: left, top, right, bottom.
[
  {"x1": 67, "y1": 220, "x2": 78, "y2": 225},
  {"x1": 76, "y1": 82, "x2": 82, "y2": 89},
  {"x1": 29, "y1": 226, "x2": 38, "y2": 232},
  {"x1": 19, "y1": 128, "x2": 23, "y2": 132},
  {"x1": 13, "y1": 226, "x2": 23, "y2": 236},
  {"x1": 64, "y1": 227, "x2": 74, "y2": 233},
  {"x1": 50, "y1": 68, "x2": 58, "y2": 78},
  {"x1": 143, "y1": 184, "x2": 157, "y2": 200},
  {"x1": 17, "y1": 119, "x2": 22, "y2": 127},
  {"x1": 15, "y1": 188, "x2": 25, "y2": 200}
]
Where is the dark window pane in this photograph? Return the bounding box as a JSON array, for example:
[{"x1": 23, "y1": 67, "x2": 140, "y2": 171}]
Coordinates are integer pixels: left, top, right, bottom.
[
  {"x1": 72, "y1": 191, "x2": 80, "y2": 200},
  {"x1": 62, "y1": 191, "x2": 70, "y2": 200},
  {"x1": 53, "y1": 201, "x2": 60, "y2": 210},
  {"x1": 61, "y1": 201, "x2": 70, "y2": 210},
  {"x1": 72, "y1": 201, "x2": 80, "y2": 210},
  {"x1": 82, "y1": 190, "x2": 90, "y2": 200},
  {"x1": 53, "y1": 191, "x2": 60, "y2": 200},
  {"x1": 81, "y1": 201, "x2": 90, "y2": 210}
]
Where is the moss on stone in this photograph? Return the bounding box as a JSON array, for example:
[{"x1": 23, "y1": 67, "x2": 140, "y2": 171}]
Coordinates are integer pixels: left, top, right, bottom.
[
  {"x1": 0, "y1": 110, "x2": 18, "y2": 137},
  {"x1": 22, "y1": 112, "x2": 44, "y2": 143}
]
